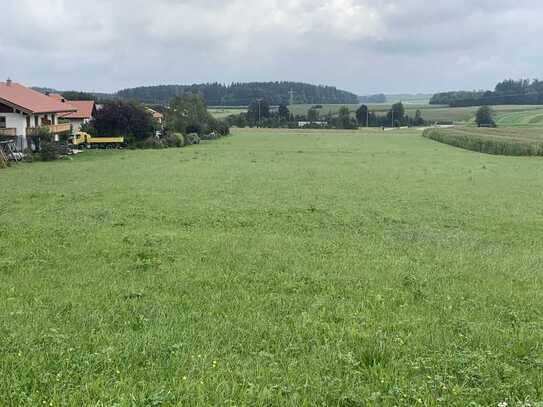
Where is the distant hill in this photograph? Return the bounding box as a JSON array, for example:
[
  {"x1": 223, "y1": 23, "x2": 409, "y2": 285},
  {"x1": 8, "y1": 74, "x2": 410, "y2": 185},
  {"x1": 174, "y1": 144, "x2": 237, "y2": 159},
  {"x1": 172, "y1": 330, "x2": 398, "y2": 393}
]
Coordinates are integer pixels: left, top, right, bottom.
[
  {"x1": 359, "y1": 94, "x2": 387, "y2": 103},
  {"x1": 430, "y1": 79, "x2": 543, "y2": 107},
  {"x1": 33, "y1": 82, "x2": 359, "y2": 106},
  {"x1": 385, "y1": 94, "x2": 433, "y2": 104},
  {"x1": 358, "y1": 93, "x2": 433, "y2": 104},
  {"x1": 116, "y1": 82, "x2": 359, "y2": 106},
  {"x1": 32, "y1": 87, "x2": 116, "y2": 103}
]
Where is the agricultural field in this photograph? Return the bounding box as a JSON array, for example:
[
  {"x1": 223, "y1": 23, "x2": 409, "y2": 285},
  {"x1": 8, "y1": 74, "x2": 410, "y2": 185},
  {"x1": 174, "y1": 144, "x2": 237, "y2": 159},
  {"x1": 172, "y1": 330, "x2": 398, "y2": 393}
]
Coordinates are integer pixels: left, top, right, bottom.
[
  {"x1": 208, "y1": 103, "x2": 543, "y2": 126},
  {"x1": 208, "y1": 107, "x2": 247, "y2": 119},
  {"x1": 495, "y1": 109, "x2": 543, "y2": 127},
  {"x1": 1, "y1": 128, "x2": 543, "y2": 405},
  {"x1": 424, "y1": 126, "x2": 543, "y2": 156},
  {"x1": 289, "y1": 103, "x2": 543, "y2": 125}
]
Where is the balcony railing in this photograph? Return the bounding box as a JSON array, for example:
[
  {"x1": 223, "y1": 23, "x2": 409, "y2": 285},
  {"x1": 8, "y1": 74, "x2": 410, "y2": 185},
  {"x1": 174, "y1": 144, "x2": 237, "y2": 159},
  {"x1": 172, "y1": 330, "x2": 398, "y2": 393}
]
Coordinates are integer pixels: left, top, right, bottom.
[
  {"x1": 27, "y1": 123, "x2": 72, "y2": 136},
  {"x1": 0, "y1": 128, "x2": 17, "y2": 137}
]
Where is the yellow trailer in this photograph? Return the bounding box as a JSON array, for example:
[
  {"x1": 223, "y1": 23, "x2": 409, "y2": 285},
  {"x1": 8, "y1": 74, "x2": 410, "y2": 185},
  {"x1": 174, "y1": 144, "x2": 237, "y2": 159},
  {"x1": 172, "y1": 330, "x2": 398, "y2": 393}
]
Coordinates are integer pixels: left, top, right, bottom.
[{"x1": 71, "y1": 132, "x2": 125, "y2": 148}]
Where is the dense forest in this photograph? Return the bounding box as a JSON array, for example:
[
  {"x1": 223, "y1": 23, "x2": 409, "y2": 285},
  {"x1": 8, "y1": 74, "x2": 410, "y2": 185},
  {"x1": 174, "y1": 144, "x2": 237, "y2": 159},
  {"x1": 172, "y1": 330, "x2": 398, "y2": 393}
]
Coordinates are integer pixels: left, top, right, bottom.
[
  {"x1": 430, "y1": 79, "x2": 543, "y2": 106},
  {"x1": 116, "y1": 82, "x2": 359, "y2": 106}
]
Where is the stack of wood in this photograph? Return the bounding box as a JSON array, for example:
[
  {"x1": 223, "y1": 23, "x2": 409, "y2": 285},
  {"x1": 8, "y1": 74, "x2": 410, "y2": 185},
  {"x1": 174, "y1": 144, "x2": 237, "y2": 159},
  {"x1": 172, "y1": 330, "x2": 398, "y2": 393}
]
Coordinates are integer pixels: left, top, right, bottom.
[
  {"x1": 0, "y1": 151, "x2": 7, "y2": 168},
  {"x1": 0, "y1": 142, "x2": 10, "y2": 168}
]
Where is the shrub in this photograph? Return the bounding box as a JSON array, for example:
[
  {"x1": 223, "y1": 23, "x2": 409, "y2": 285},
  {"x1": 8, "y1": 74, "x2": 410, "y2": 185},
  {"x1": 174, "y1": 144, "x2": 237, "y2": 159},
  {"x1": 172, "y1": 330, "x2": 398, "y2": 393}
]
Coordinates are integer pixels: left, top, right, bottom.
[
  {"x1": 164, "y1": 133, "x2": 185, "y2": 148},
  {"x1": 475, "y1": 106, "x2": 496, "y2": 128},
  {"x1": 90, "y1": 101, "x2": 156, "y2": 144},
  {"x1": 40, "y1": 140, "x2": 64, "y2": 161},
  {"x1": 184, "y1": 133, "x2": 200, "y2": 145}
]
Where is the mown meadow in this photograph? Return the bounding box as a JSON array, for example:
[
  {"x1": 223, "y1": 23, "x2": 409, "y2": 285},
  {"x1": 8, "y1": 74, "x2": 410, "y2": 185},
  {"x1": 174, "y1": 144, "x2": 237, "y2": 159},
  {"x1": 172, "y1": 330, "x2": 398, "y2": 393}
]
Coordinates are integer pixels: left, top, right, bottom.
[{"x1": 1, "y1": 128, "x2": 543, "y2": 405}]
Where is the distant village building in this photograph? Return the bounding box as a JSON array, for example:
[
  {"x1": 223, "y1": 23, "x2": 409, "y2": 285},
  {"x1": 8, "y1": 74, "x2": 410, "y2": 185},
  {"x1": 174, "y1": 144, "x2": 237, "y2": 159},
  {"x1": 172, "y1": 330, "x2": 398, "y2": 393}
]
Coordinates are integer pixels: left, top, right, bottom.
[
  {"x1": 146, "y1": 107, "x2": 164, "y2": 126},
  {"x1": 146, "y1": 107, "x2": 164, "y2": 136},
  {"x1": 0, "y1": 80, "x2": 76, "y2": 150},
  {"x1": 298, "y1": 121, "x2": 328, "y2": 128},
  {"x1": 48, "y1": 93, "x2": 96, "y2": 135}
]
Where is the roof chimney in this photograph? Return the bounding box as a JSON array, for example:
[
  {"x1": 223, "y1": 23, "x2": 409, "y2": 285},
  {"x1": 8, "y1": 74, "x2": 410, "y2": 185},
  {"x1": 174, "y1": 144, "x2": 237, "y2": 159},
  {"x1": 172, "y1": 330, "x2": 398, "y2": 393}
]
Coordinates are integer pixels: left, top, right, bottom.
[{"x1": 6, "y1": 78, "x2": 12, "y2": 87}]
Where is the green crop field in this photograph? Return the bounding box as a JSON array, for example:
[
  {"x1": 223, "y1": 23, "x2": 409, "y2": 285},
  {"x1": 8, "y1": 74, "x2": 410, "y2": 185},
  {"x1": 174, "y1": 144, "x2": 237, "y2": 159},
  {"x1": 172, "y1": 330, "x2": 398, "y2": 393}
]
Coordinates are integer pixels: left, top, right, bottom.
[
  {"x1": 288, "y1": 103, "x2": 543, "y2": 125},
  {"x1": 495, "y1": 109, "x2": 543, "y2": 127},
  {"x1": 1, "y1": 129, "x2": 543, "y2": 405},
  {"x1": 424, "y1": 126, "x2": 543, "y2": 156},
  {"x1": 208, "y1": 107, "x2": 247, "y2": 119},
  {"x1": 208, "y1": 104, "x2": 543, "y2": 126}
]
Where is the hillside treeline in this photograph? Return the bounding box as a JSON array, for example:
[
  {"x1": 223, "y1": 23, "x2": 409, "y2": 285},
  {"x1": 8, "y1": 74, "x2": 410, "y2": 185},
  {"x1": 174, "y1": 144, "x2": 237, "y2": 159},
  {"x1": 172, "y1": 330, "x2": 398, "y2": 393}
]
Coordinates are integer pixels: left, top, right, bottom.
[
  {"x1": 359, "y1": 94, "x2": 387, "y2": 103},
  {"x1": 430, "y1": 79, "x2": 543, "y2": 107},
  {"x1": 116, "y1": 82, "x2": 359, "y2": 106}
]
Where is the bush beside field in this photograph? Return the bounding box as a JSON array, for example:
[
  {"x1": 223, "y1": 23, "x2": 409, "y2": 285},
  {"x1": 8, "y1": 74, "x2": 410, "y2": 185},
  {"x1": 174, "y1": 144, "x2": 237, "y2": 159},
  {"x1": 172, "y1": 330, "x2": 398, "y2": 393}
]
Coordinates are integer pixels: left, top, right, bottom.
[{"x1": 423, "y1": 127, "x2": 543, "y2": 156}]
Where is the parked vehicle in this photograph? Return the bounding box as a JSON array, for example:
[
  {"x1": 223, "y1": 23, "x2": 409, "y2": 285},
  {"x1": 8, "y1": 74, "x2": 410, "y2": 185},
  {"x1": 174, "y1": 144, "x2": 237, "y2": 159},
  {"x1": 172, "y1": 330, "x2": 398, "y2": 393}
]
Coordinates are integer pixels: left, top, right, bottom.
[{"x1": 70, "y1": 132, "x2": 125, "y2": 148}]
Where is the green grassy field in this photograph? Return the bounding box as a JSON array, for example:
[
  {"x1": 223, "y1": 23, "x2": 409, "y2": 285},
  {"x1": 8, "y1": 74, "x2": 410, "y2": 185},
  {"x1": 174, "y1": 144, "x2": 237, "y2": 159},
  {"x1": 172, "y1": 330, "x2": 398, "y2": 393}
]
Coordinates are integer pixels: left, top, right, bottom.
[
  {"x1": 495, "y1": 109, "x2": 543, "y2": 127},
  {"x1": 288, "y1": 104, "x2": 543, "y2": 124},
  {"x1": 208, "y1": 107, "x2": 247, "y2": 119},
  {"x1": 209, "y1": 104, "x2": 543, "y2": 126},
  {"x1": 1, "y1": 129, "x2": 543, "y2": 405}
]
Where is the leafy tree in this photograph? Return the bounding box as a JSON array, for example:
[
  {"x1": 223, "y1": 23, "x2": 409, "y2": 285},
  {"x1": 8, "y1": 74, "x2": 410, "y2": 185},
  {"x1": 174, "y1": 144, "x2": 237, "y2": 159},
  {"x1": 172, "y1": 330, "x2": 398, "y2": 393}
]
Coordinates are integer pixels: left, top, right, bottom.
[
  {"x1": 278, "y1": 104, "x2": 290, "y2": 121},
  {"x1": 247, "y1": 99, "x2": 270, "y2": 126},
  {"x1": 413, "y1": 110, "x2": 425, "y2": 126},
  {"x1": 356, "y1": 105, "x2": 369, "y2": 126},
  {"x1": 387, "y1": 103, "x2": 405, "y2": 127},
  {"x1": 336, "y1": 106, "x2": 356, "y2": 129},
  {"x1": 475, "y1": 106, "x2": 496, "y2": 127},
  {"x1": 165, "y1": 93, "x2": 228, "y2": 136},
  {"x1": 167, "y1": 93, "x2": 208, "y2": 133},
  {"x1": 307, "y1": 108, "x2": 319, "y2": 122},
  {"x1": 91, "y1": 102, "x2": 156, "y2": 143}
]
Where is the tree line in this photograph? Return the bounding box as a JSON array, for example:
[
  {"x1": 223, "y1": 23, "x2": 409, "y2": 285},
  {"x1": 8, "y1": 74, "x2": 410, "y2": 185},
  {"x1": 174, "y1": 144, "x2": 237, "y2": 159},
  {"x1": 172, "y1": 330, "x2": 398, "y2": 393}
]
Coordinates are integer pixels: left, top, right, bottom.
[
  {"x1": 225, "y1": 101, "x2": 427, "y2": 129},
  {"x1": 430, "y1": 79, "x2": 543, "y2": 107},
  {"x1": 116, "y1": 82, "x2": 359, "y2": 106}
]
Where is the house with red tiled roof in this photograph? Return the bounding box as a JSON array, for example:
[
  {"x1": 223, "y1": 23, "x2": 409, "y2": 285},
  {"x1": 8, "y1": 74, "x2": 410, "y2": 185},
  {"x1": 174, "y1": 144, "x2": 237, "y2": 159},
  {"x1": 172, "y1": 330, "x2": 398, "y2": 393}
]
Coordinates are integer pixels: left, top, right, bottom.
[
  {"x1": 60, "y1": 100, "x2": 96, "y2": 135},
  {"x1": 145, "y1": 107, "x2": 164, "y2": 125},
  {"x1": 47, "y1": 93, "x2": 96, "y2": 135},
  {"x1": 0, "y1": 80, "x2": 76, "y2": 150}
]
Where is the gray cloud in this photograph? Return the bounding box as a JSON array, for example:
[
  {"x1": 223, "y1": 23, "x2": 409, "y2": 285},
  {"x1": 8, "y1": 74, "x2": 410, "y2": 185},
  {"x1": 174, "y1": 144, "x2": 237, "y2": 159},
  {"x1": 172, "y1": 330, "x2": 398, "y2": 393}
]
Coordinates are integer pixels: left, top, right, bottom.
[{"x1": 1, "y1": 0, "x2": 541, "y2": 94}]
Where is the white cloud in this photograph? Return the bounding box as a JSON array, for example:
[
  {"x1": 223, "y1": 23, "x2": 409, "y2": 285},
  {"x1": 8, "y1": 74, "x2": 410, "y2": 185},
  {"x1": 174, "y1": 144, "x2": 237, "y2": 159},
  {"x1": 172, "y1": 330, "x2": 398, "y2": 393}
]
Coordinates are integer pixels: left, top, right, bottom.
[{"x1": 1, "y1": 0, "x2": 542, "y2": 93}]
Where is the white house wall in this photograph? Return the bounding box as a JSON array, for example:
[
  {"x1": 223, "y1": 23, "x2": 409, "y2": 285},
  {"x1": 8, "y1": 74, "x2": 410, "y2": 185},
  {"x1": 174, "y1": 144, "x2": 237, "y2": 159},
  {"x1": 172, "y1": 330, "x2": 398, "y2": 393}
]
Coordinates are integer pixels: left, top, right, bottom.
[
  {"x1": 69, "y1": 119, "x2": 85, "y2": 135},
  {"x1": 2, "y1": 112, "x2": 27, "y2": 136},
  {"x1": 2, "y1": 112, "x2": 63, "y2": 136}
]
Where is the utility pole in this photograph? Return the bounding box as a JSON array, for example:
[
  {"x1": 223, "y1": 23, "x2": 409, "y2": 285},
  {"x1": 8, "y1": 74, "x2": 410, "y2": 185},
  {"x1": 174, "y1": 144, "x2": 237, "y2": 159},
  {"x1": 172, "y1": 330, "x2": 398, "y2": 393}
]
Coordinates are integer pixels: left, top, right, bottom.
[
  {"x1": 257, "y1": 98, "x2": 262, "y2": 127},
  {"x1": 289, "y1": 89, "x2": 294, "y2": 105}
]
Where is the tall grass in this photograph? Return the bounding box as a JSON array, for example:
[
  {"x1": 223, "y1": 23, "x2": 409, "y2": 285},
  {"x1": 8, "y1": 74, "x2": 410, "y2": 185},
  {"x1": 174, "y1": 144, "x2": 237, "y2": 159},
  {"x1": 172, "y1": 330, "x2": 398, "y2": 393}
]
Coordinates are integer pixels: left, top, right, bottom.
[{"x1": 423, "y1": 127, "x2": 543, "y2": 156}]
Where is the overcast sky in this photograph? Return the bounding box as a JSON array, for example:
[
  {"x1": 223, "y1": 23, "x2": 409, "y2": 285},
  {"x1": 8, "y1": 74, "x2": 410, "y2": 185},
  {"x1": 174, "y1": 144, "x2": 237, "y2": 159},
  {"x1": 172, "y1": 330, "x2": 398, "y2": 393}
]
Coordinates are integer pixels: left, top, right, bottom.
[{"x1": 1, "y1": 0, "x2": 542, "y2": 95}]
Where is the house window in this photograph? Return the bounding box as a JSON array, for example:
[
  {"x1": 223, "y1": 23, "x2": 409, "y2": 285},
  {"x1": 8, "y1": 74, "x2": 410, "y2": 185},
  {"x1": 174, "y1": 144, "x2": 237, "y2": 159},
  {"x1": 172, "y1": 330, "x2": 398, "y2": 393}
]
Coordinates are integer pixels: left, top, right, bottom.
[{"x1": 0, "y1": 117, "x2": 6, "y2": 128}]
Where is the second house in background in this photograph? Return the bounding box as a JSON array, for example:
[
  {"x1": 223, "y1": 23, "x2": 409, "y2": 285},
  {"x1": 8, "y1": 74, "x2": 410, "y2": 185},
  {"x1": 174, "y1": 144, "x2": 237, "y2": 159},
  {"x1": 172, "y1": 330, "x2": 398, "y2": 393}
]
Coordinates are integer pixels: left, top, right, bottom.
[{"x1": 48, "y1": 93, "x2": 96, "y2": 135}]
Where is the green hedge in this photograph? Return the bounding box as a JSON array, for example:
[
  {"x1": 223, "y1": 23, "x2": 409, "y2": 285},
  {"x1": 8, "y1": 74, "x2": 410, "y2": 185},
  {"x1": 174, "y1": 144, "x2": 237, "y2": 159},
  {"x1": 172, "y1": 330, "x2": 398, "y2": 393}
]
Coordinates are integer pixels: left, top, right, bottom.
[{"x1": 423, "y1": 128, "x2": 543, "y2": 156}]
